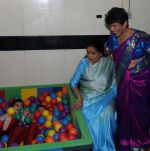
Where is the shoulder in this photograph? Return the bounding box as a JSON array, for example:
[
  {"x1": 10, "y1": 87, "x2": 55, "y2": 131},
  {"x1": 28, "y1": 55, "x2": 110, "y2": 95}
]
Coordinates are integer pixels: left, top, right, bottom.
[
  {"x1": 79, "y1": 57, "x2": 89, "y2": 66},
  {"x1": 101, "y1": 57, "x2": 114, "y2": 65}
]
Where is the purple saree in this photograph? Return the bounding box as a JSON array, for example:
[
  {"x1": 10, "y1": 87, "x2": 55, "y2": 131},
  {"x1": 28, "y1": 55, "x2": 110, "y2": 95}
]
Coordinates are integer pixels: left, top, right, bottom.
[{"x1": 106, "y1": 30, "x2": 150, "y2": 150}]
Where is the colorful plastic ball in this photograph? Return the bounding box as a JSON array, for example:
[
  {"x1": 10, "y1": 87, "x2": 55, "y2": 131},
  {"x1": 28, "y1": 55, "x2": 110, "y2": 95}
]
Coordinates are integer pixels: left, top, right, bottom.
[
  {"x1": 45, "y1": 136, "x2": 55, "y2": 143},
  {"x1": 31, "y1": 139, "x2": 37, "y2": 144},
  {"x1": 36, "y1": 135, "x2": 45, "y2": 142},
  {"x1": 24, "y1": 116, "x2": 32, "y2": 125},
  {"x1": 0, "y1": 98, "x2": 3, "y2": 103},
  {"x1": 51, "y1": 99, "x2": 57, "y2": 106},
  {"x1": 58, "y1": 132, "x2": 68, "y2": 142},
  {"x1": 61, "y1": 111, "x2": 67, "y2": 118},
  {"x1": 7, "y1": 107, "x2": 15, "y2": 116},
  {"x1": 1, "y1": 134, "x2": 9, "y2": 143},
  {"x1": 0, "y1": 140, "x2": 5, "y2": 148},
  {"x1": 67, "y1": 134, "x2": 77, "y2": 140},
  {"x1": 48, "y1": 130, "x2": 56, "y2": 137},
  {"x1": 24, "y1": 99, "x2": 31, "y2": 107},
  {"x1": 66, "y1": 122, "x2": 74, "y2": 130},
  {"x1": 14, "y1": 113, "x2": 22, "y2": 120},
  {"x1": 51, "y1": 116, "x2": 59, "y2": 122},
  {"x1": 39, "y1": 96, "x2": 45, "y2": 103},
  {"x1": 0, "y1": 102, "x2": 7, "y2": 108},
  {"x1": 42, "y1": 91, "x2": 49, "y2": 98},
  {"x1": 53, "y1": 110, "x2": 60, "y2": 117},
  {"x1": 69, "y1": 128, "x2": 78, "y2": 136},
  {"x1": 52, "y1": 120, "x2": 60, "y2": 127},
  {"x1": 57, "y1": 91, "x2": 63, "y2": 97},
  {"x1": 56, "y1": 97, "x2": 62, "y2": 102},
  {"x1": 0, "y1": 109, "x2": 3, "y2": 116},
  {"x1": 44, "y1": 120, "x2": 52, "y2": 128},
  {"x1": 33, "y1": 111, "x2": 42, "y2": 119},
  {"x1": 60, "y1": 119, "x2": 68, "y2": 126},
  {"x1": 42, "y1": 110, "x2": 49, "y2": 117},
  {"x1": 46, "y1": 102, "x2": 52, "y2": 110},
  {"x1": 45, "y1": 96, "x2": 51, "y2": 102},
  {"x1": 62, "y1": 86, "x2": 68, "y2": 94},
  {"x1": 46, "y1": 114, "x2": 53, "y2": 121},
  {"x1": 53, "y1": 133, "x2": 59, "y2": 141},
  {"x1": 54, "y1": 123, "x2": 62, "y2": 132},
  {"x1": 29, "y1": 96, "x2": 36, "y2": 102},
  {"x1": 62, "y1": 98, "x2": 68, "y2": 105},
  {"x1": 58, "y1": 104, "x2": 64, "y2": 112},
  {"x1": 66, "y1": 115, "x2": 72, "y2": 122},
  {"x1": 38, "y1": 116, "x2": 46, "y2": 125},
  {"x1": 58, "y1": 126, "x2": 67, "y2": 134},
  {"x1": 50, "y1": 93, "x2": 57, "y2": 99}
]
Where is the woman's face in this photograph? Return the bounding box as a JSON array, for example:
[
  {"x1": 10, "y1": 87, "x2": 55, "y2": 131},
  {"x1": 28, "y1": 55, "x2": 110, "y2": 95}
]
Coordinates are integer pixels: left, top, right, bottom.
[
  {"x1": 86, "y1": 46, "x2": 101, "y2": 64},
  {"x1": 108, "y1": 22, "x2": 127, "y2": 37},
  {"x1": 13, "y1": 102, "x2": 23, "y2": 112}
]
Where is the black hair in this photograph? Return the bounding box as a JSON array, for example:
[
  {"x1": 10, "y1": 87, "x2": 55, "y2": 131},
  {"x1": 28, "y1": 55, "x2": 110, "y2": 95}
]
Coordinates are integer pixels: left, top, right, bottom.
[
  {"x1": 105, "y1": 7, "x2": 128, "y2": 26},
  {"x1": 85, "y1": 41, "x2": 103, "y2": 54},
  {"x1": 10, "y1": 98, "x2": 23, "y2": 107}
]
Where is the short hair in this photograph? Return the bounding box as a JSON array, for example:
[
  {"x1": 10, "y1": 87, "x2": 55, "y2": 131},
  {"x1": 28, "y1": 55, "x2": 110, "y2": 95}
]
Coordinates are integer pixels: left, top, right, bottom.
[
  {"x1": 10, "y1": 98, "x2": 23, "y2": 107},
  {"x1": 86, "y1": 41, "x2": 103, "y2": 54},
  {"x1": 105, "y1": 7, "x2": 128, "y2": 26}
]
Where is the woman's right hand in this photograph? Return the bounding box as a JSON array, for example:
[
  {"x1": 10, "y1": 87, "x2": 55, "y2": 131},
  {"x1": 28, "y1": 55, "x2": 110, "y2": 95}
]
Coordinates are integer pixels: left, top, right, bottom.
[{"x1": 72, "y1": 98, "x2": 83, "y2": 110}]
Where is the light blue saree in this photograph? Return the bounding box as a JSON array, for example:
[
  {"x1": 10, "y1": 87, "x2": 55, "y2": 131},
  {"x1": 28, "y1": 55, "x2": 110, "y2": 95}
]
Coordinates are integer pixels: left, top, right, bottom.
[{"x1": 70, "y1": 57, "x2": 117, "y2": 151}]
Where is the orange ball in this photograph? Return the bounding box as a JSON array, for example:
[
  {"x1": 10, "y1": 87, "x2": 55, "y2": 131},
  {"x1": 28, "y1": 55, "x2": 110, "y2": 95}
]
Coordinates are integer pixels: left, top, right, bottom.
[
  {"x1": 24, "y1": 99, "x2": 31, "y2": 107},
  {"x1": 69, "y1": 128, "x2": 78, "y2": 136},
  {"x1": 62, "y1": 86, "x2": 68, "y2": 94},
  {"x1": 57, "y1": 91, "x2": 63, "y2": 97},
  {"x1": 52, "y1": 120, "x2": 60, "y2": 127},
  {"x1": 45, "y1": 136, "x2": 55, "y2": 143}
]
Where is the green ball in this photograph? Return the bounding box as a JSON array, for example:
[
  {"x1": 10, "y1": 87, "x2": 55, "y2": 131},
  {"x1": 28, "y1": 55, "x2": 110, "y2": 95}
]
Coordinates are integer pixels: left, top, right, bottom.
[
  {"x1": 66, "y1": 115, "x2": 72, "y2": 122},
  {"x1": 24, "y1": 116, "x2": 32, "y2": 125},
  {"x1": 14, "y1": 113, "x2": 22, "y2": 121},
  {"x1": 62, "y1": 98, "x2": 68, "y2": 105}
]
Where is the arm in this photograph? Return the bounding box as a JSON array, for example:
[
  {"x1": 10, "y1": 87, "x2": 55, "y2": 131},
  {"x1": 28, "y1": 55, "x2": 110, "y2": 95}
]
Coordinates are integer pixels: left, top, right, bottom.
[
  {"x1": 70, "y1": 58, "x2": 87, "y2": 110},
  {"x1": 2, "y1": 114, "x2": 12, "y2": 131},
  {"x1": 71, "y1": 87, "x2": 83, "y2": 110}
]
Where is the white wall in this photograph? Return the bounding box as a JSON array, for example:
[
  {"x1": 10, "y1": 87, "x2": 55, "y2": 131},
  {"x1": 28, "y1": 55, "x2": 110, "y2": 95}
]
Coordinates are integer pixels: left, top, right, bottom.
[{"x1": 0, "y1": 0, "x2": 149, "y2": 87}]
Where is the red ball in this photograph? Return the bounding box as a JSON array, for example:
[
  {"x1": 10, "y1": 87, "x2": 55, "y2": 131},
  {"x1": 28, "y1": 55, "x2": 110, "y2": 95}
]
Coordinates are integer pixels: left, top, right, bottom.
[
  {"x1": 69, "y1": 128, "x2": 78, "y2": 136},
  {"x1": 66, "y1": 122, "x2": 74, "y2": 130},
  {"x1": 46, "y1": 102, "x2": 52, "y2": 110},
  {"x1": 33, "y1": 111, "x2": 42, "y2": 119},
  {"x1": 0, "y1": 102, "x2": 7, "y2": 108},
  {"x1": 58, "y1": 104, "x2": 64, "y2": 112},
  {"x1": 51, "y1": 99, "x2": 57, "y2": 106},
  {"x1": 39, "y1": 96, "x2": 45, "y2": 103},
  {"x1": 42, "y1": 91, "x2": 49, "y2": 98},
  {"x1": 58, "y1": 132, "x2": 68, "y2": 141},
  {"x1": 67, "y1": 134, "x2": 77, "y2": 140}
]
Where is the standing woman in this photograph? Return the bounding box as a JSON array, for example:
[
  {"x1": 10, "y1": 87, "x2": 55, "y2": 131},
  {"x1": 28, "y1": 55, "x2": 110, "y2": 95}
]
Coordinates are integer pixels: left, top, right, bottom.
[
  {"x1": 70, "y1": 42, "x2": 117, "y2": 151},
  {"x1": 104, "y1": 7, "x2": 150, "y2": 151}
]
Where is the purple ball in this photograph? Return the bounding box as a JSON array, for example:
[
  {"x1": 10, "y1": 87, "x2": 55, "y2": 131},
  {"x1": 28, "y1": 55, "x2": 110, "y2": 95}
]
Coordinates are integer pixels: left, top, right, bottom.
[
  {"x1": 0, "y1": 141, "x2": 5, "y2": 148},
  {"x1": 61, "y1": 111, "x2": 67, "y2": 118},
  {"x1": 59, "y1": 126, "x2": 67, "y2": 134}
]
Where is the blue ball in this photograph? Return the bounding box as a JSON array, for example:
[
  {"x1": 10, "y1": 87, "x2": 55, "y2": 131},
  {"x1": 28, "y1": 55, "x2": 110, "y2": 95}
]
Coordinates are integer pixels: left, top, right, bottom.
[
  {"x1": 38, "y1": 116, "x2": 46, "y2": 125},
  {"x1": 1, "y1": 135, "x2": 9, "y2": 143}
]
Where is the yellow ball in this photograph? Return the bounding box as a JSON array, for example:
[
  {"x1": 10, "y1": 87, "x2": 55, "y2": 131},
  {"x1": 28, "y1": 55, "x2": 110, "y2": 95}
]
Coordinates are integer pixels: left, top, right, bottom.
[
  {"x1": 44, "y1": 120, "x2": 52, "y2": 128},
  {"x1": 7, "y1": 107, "x2": 15, "y2": 115},
  {"x1": 56, "y1": 97, "x2": 62, "y2": 102},
  {"x1": 48, "y1": 130, "x2": 56, "y2": 137},
  {"x1": 42, "y1": 110, "x2": 49, "y2": 117},
  {"x1": 54, "y1": 123, "x2": 62, "y2": 132},
  {"x1": 47, "y1": 114, "x2": 53, "y2": 121},
  {"x1": 45, "y1": 96, "x2": 51, "y2": 102}
]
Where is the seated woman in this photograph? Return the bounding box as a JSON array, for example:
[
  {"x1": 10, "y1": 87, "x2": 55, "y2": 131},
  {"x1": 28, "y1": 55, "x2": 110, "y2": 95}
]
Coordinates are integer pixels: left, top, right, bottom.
[{"x1": 70, "y1": 42, "x2": 117, "y2": 151}]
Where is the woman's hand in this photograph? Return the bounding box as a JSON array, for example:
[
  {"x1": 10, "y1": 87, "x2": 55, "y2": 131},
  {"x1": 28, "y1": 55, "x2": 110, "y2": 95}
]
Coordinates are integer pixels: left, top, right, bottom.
[{"x1": 72, "y1": 98, "x2": 83, "y2": 110}]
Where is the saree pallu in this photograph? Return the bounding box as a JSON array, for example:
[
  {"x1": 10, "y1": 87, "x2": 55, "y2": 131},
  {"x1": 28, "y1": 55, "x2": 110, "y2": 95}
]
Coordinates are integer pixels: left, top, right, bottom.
[
  {"x1": 70, "y1": 57, "x2": 117, "y2": 151},
  {"x1": 106, "y1": 30, "x2": 150, "y2": 150}
]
